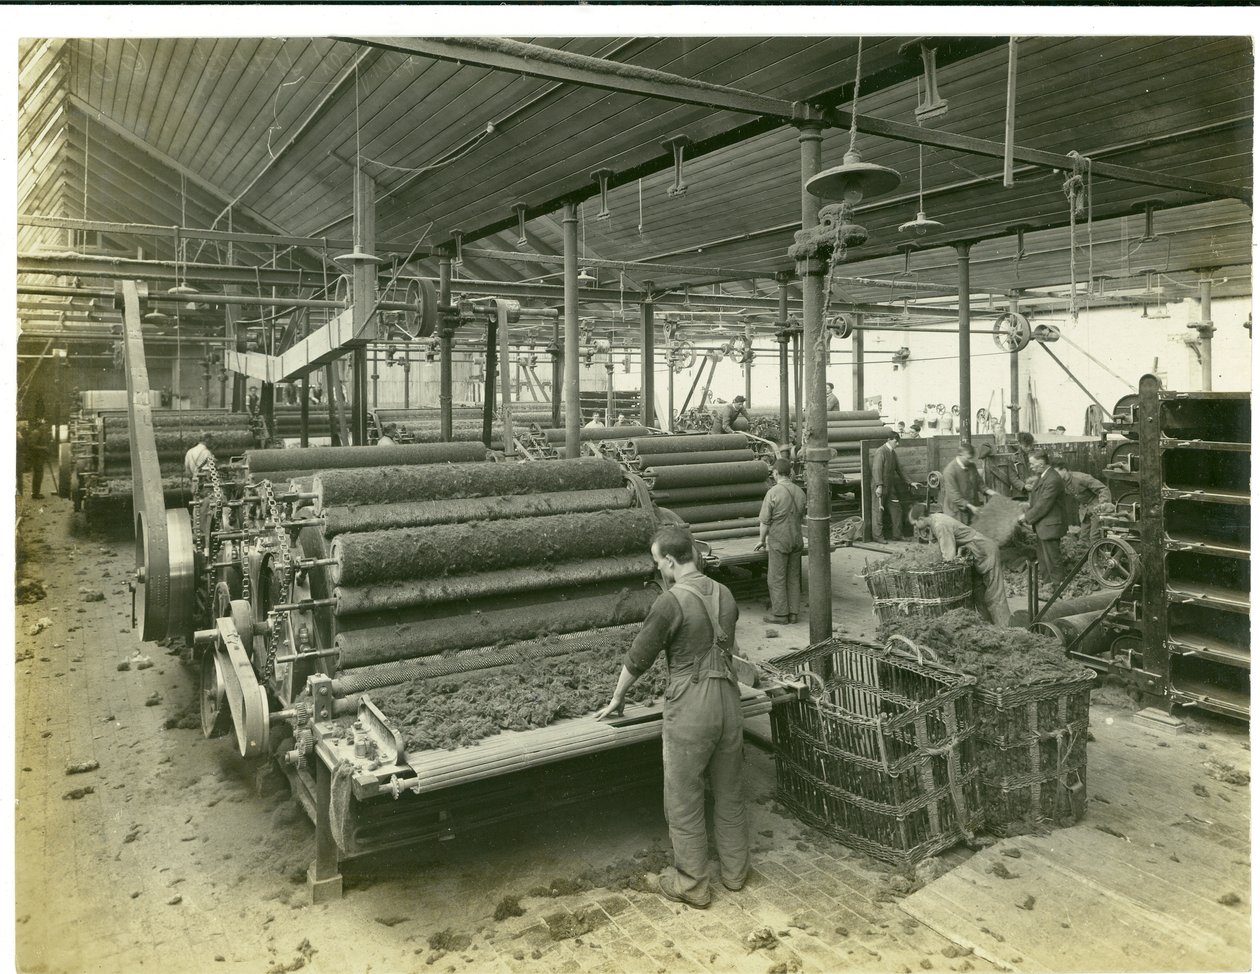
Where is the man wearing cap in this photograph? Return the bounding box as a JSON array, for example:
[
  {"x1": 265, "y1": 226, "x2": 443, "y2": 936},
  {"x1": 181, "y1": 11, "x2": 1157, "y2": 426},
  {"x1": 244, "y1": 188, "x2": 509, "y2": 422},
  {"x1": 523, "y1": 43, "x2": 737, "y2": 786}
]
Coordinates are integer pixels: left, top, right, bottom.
[
  {"x1": 184, "y1": 431, "x2": 215, "y2": 492},
  {"x1": 870, "y1": 431, "x2": 917, "y2": 542},
  {"x1": 710, "y1": 396, "x2": 748, "y2": 434},
  {"x1": 824, "y1": 383, "x2": 840, "y2": 413},
  {"x1": 1051, "y1": 457, "x2": 1113, "y2": 542},
  {"x1": 755, "y1": 458, "x2": 806, "y2": 624},
  {"x1": 941, "y1": 442, "x2": 996, "y2": 525}
]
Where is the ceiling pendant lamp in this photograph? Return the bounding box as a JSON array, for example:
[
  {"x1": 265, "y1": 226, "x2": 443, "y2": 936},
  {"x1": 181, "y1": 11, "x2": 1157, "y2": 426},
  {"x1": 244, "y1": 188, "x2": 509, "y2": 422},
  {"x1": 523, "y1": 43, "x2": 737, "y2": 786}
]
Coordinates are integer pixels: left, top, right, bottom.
[{"x1": 898, "y1": 145, "x2": 944, "y2": 236}]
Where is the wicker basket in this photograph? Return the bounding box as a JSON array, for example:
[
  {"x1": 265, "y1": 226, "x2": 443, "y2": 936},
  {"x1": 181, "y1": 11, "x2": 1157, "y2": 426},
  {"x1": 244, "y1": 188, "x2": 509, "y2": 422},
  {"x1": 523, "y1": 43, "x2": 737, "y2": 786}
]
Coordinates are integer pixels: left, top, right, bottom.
[
  {"x1": 975, "y1": 670, "x2": 1095, "y2": 833},
  {"x1": 862, "y1": 561, "x2": 976, "y2": 626},
  {"x1": 767, "y1": 635, "x2": 979, "y2": 867}
]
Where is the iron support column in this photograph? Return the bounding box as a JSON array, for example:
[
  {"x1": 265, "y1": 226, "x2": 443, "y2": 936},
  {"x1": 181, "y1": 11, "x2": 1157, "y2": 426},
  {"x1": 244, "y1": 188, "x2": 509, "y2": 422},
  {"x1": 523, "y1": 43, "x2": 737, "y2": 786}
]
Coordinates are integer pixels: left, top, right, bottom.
[
  {"x1": 352, "y1": 347, "x2": 368, "y2": 444},
  {"x1": 851, "y1": 313, "x2": 865, "y2": 410},
  {"x1": 349, "y1": 166, "x2": 377, "y2": 447},
  {"x1": 563, "y1": 203, "x2": 581, "y2": 458},
  {"x1": 956, "y1": 243, "x2": 973, "y2": 441},
  {"x1": 299, "y1": 373, "x2": 310, "y2": 447},
  {"x1": 1196, "y1": 270, "x2": 1216, "y2": 391},
  {"x1": 550, "y1": 320, "x2": 563, "y2": 429},
  {"x1": 1008, "y1": 292, "x2": 1021, "y2": 434},
  {"x1": 641, "y1": 282, "x2": 656, "y2": 427},
  {"x1": 438, "y1": 254, "x2": 453, "y2": 440},
  {"x1": 776, "y1": 272, "x2": 791, "y2": 450},
  {"x1": 796, "y1": 120, "x2": 832, "y2": 645}
]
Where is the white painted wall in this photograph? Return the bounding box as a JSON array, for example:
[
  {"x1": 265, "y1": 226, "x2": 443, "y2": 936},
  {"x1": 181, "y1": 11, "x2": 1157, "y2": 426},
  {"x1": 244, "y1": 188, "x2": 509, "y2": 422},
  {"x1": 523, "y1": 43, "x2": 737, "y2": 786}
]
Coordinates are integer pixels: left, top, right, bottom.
[{"x1": 672, "y1": 295, "x2": 1253, "y2": 432}]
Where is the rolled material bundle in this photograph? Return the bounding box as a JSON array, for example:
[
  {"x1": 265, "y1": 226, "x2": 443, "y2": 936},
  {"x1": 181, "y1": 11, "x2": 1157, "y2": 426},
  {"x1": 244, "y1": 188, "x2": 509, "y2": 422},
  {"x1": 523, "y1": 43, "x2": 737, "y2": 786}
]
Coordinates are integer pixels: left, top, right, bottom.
[
  {"x1": 659, "y1": 500, "x2": 764, "y2": 523},
  {"x1": 404, "y1": 428, "x2": 506, "y2": 447},
  {"x1": 330, "y1": 508, "x2": 657, "y2": 585},
  {"x1": 827, "y1": 410, "x2": 882, "y2": 422},
  {"x1": 825, "y1": 425, "x2": 895, "y2": 442},
  {"x1": 102, "y1": 410, "x2": 250, "y2": 430},
  {"x1": 322, "y1": 487, "x2": 632, "y2": 536},
  {"x1": 104, "y1": 429, "x2": 256, "y2": 457},
  {"x1": 1032, "y1": 609, "x2": 1111, "y2": 659},
  {"x1": 688, "y1": 517, "x2": 761, "y2": 534},
  {"x1": 645, "y1": 460, "x2": 770, "y2": 489},
  {"x1": 634, "y1": 449, "x2": 754, "y2": 467},
  {"x1": 246, "y1": 442, "x2": 485, "y2": 474},
  {"x1": 375, "y1": 408, "x2": 485, "y2": 425},
  {"x1": 627, "y1": 433, "x2": 747, "y2": 456},
  {"x1": 317, "y1": 456, "x2": 623, "y2": 509},
  {"x1": 539, "y1": 426, "x2": 652, "y2": 443},
  {"x1": 105, "y1": 459, "x2": 186, "y2": 478},
  {"x1": 651, "y1": 482, "x2": 770, "y2": 505},
  {"x1": 334, "y1": 553, "x2": 654, "y2": 615},
  {"x1": 334, "y1": 586, "x2": 656, "y2": 668}
]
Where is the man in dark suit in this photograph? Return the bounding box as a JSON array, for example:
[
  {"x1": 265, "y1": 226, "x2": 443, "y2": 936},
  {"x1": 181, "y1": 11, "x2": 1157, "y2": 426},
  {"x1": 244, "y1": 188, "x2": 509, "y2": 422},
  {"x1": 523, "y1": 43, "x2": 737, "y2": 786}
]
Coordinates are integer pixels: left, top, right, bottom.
[
  {"x1": 870, "y1": 431, "x2": 918, "y2": 542},
  {"x1": 941, "y1": 442, "x2": 995, "y2": 524},
  {"x1": 1019, "y1": 449, "x2": 1068, "y2": 588}
]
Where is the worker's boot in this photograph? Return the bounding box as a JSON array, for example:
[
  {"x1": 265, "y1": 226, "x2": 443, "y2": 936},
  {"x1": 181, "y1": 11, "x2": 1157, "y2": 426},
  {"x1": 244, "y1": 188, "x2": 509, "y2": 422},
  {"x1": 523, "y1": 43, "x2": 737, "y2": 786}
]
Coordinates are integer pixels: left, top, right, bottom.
[
  {"x1": 788, "y1": 614, "x2": 799, "y2": 624},
  {"x1": 762, "y1": 615, "x2": 789, "y2": 625}
]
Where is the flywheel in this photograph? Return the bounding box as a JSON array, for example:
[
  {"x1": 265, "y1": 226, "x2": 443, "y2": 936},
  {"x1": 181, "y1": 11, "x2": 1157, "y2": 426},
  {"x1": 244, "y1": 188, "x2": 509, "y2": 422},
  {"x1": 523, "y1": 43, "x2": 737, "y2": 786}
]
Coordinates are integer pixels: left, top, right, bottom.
[
  {"x1": 1087, "y1": 537, "x2": 1140, "y2": 589},
  {"x1": 992, "y1": 312, "x2": 1032, "y2": 352}
]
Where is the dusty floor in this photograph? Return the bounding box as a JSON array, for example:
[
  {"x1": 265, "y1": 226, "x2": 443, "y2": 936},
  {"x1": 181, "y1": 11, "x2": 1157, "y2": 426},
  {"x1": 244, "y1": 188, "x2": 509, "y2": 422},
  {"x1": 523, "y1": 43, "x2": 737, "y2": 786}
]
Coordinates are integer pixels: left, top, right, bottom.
[{"x1": 12, "y1": 486, "x2": 1252, "y2": 974}]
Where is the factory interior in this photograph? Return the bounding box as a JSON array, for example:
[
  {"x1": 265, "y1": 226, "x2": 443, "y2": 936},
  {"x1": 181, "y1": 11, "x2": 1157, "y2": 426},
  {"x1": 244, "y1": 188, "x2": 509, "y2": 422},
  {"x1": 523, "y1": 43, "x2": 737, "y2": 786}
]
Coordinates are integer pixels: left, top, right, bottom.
[{"x1": 12, "y1": 20, "x2": 1255, "y2": 974}]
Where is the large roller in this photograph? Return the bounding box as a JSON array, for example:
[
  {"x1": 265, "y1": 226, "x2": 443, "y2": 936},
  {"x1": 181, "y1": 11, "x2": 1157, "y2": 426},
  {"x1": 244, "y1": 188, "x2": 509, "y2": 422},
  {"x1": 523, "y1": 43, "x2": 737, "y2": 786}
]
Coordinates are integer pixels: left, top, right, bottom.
[
  {"x1": 658, "y1": 500, "x2": 765, "y2": 522},
  {"x1": 634, "y1": 449, "x2": 755, "y2": 467},
  {"x1": 103, "y1": 429, "x2": 255, "y2": 456},
  {"x1": 322, "y1": 488, "x2": 632, "y2": 536},
  {"x1": 102, "y1": 410, "x2": 250, "y2": 430},
  {"x1": 651, "y1": 482, "x2": 770, "y2": 505},
  {"x1": 316, "y1": 456, "x2": 624, "y2": 509},
  {"x1": 246, "y1": 442, "x2": 485, "y2": 473},
  {"x1": 627, "y1": 433, "x2": 747, "y2": 455},
  {"x1": 645, "y1": 460, "x2": 770, "y2": 489},
  {"x1": 329, "y1": 509, "x2": 657, "y2": 586},
  {"x1": 825, "y1": 426, "x2": 895, "y2": 442},
  {"x1": 540, "y1": 425, "x2": 652, "y2": 443}
]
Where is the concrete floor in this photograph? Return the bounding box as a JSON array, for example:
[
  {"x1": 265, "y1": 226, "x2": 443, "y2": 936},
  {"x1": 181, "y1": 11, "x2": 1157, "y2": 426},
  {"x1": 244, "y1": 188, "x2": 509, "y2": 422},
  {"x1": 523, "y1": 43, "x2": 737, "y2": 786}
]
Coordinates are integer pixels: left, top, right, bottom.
[{"x1": 13, "y1": 487, "x2": 1251, "y2": 973}]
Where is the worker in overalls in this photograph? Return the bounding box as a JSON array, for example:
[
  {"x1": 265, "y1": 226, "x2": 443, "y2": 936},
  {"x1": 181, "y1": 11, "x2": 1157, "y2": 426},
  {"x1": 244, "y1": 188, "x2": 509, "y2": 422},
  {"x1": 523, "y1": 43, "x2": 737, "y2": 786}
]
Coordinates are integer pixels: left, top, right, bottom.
[
  {"x1": 755, "y1": 458, "x2": 806, "y2": 624},
  {"x1": 596, "y1": 525, "x2": 748, "y2": 909},
  {"x1": 710, "y1": 395, "x2": 748, "y2": 434},
  {"x1": 1051, "y1": 457, "x2": 1113, "y2": 542},
  {"x1": 909, "y1": 504, "x2": 1011, "y2": 627}
]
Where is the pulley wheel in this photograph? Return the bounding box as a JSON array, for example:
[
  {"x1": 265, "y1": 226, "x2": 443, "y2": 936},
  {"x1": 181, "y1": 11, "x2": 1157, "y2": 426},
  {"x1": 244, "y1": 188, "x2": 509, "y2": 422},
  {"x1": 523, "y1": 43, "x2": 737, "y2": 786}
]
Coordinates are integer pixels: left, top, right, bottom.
[
  {"x1": 828, "y1": 314, "x2": 854, "y2": 340},
  {"x1": 133, "y1": 507, "x2": 196, "y2": 642},
  {"x1": 199, "y1": 648, "x2": 231, "y2": 739},
  {"x1": 1087, "y1": 537, "x2": 1140, "y2": 589},
  {"x1": 926, "y1": 470, "x2": 943, "y2": 490},
  {"x1": 1112, "y1": 393, "x2": 1140, "y2": 426},
  {"x1": 992, "y1": 312, "x2": 1032, "y2": 352}
]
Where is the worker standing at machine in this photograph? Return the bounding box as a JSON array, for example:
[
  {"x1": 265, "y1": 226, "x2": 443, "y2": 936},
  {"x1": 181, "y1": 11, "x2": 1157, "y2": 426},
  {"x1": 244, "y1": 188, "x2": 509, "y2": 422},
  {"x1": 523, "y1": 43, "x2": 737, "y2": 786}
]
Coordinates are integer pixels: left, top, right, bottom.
[
  {"x1": 824, "y1": 383, "x2": 840, "y2": 412},
  {"x1": 1051, "y1": 457, "x2": 1113, "y2": 542},
  {"x1": 710, "y1": 395, "x2": 748, "y2": 434},
  {"x1": 870, "y1": 431, "x2": 917, "y2": 543},
  {"x1": 755, "y1": 458, "x2": 806, "y2": 624},
  {"x1": 910, "y1": 504, "x2": 1011, "y2": 626},
  {"x1": 376, "y1": 423, "x2": 399, "y2": 447},
  {"x1": 183, "y1": 431, "x2": 215, "y2": 491},
  {"x1": 25, "y1": 418, "x2": 50, "y2": 500},
  {"x1": 595, "y1": 525, "x2": 748, "y2": 909},
  {"x1": 1019, "y1": 449, "x2": 1068, "y2": 590},
  {"x1": 585, "y1": 410, "x2": 605, "y2": 428},
  {"x1": 941, "y1": 442, "x2": 996, "y2": 525}
]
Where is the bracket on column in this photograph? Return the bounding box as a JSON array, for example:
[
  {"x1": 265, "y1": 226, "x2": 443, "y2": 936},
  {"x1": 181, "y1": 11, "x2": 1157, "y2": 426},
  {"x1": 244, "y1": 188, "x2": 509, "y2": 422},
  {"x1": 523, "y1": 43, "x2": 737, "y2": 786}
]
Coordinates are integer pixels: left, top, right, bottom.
[
  {"x1": 661, "y1": 137, "x2": 692, "y2": 198},
  {"x1": 451, "y1": 230, "x2": 465, "y2": 267},
  {"x1": 591, "y1": 169, "x2": 614, "y2": 220},
  {"x1": 901, "y1": 39, "x2": 950, "y2": 122}
]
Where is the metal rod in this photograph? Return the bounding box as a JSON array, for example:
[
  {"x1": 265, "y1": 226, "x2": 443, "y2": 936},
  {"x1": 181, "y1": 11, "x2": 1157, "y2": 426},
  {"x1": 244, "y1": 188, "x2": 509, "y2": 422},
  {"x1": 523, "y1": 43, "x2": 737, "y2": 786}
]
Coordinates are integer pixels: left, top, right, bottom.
[
  {"x1": 1008, "y1": 293, "x2": 1021, "y2": 433},
  {"x1": 271, "y1": 598, "x2": 338, "y2": 612},
  {"x1": 777, "y1": 273, "x2": 791, "y2": 446},
  {"x1": 957, "y1": 243, "x2": 972, "y2": 440},
  {"x1": 798, "y1": 120, "x2": 832, "y2": 646},
  {"x1": 300, "y1": 372, "x2": 310, "y2": 447},
  {"x1": 562, "y1": 203, "x2": 581, "y2": 459},
  {"x1": 852, "y1": 313, "x2": 865, "y2": 410},
  {"x1": 1198, "y1": 271, "x2": 1215, "y2": 391},
  {"x1": 439, "y1": 254, "x2": 453, "y2": 441},
  {"x1": 499, "y1": 304, "x2": 514, "y2": 456},
  {"x1": 641, "y1": 283, "x2": 656, "y2": 428},
  {"x1": 1003, "y1": 38, "x2": 1018, "y2": 188},
  {"x1": 482, "y1": 313, "x2": 497, "y2": 447}
]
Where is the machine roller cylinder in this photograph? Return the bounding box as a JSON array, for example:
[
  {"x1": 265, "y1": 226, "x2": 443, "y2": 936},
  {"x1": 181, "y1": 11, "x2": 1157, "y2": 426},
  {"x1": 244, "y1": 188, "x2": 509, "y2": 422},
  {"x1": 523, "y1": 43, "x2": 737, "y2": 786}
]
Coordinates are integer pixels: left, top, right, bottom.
[
  {"x1": 329, "y1": 508, "x2": 657, "y2": 585},
  {"x1": 540, "y1": 426, "x2": 652, "y2": 443},
  {"x1": 693, "y1": 528, "x2": 761, "y2": 540},
  {"x1": 103, "y1": 429, "x2": 256, "y2": 456},
  {"x1": 1031, "y1": 609, "x2": 1111, "y2": 658},
  {"x1": 633, "y1": 449, "x2": 754, "y2": 467},
  {"x1": 658, "y1": 500, "x2": 765, "y2": 523},
  {"x1": 246, "y1": 441, "x2": 486, "y2": 474},
  {"x1": 333, "y1": 554, "x2": 655, "y2": 615},
  {"x1": 650, "y1": 483, "x2": 769, "y2": 505},
  {"x1": 825, "y1": 426, "x2": 895, "y2": 442},
  {"x1": 334, "y1": 586, "x2": 657, "y2": 668},
  {"x1": 627, "y1": 434, "x2": 747, "y2": 456},
  {"x1": 687, "y1": 517, "x2": 761, "y2": 533},
  {"x1": 825, "y1": 410, "x2": 881, "y2": 422},
  {"x1": 645, "y1": 460, "x2": 770, "y2": 489},
  {"x1": 316, "y1": 456, "x2": 624, "y2": 509},
  {"x1": 322, "y1": 488, "x2": 632, "y2": 536},
  {"x1": 102, "y1": 411, "x2": 251, "y2": 430}
]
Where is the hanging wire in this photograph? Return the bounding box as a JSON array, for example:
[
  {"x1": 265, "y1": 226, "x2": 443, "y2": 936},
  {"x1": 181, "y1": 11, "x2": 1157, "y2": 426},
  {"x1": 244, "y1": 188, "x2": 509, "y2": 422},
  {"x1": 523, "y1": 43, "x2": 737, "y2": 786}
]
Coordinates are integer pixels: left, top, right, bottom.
[
  {"x1": 847, "y1": 37, "x2": 864, "y2": 153},
  {"x1": 637, "y1": 178, "x2": 644, "y2": 235}
]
